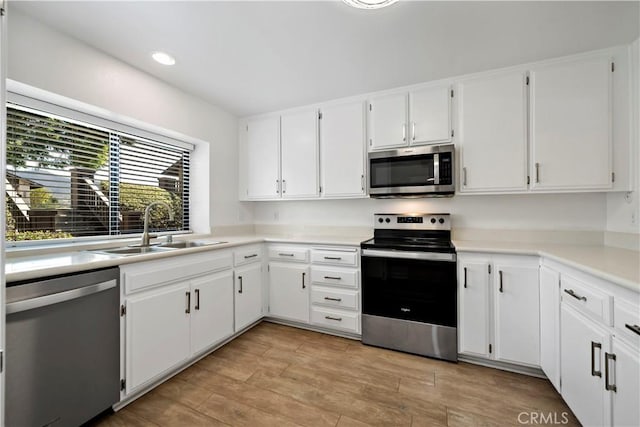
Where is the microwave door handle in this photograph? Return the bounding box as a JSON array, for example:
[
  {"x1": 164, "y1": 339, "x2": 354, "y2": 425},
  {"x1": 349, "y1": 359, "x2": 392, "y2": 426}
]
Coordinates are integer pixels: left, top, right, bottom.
[{"x1": 433, "y1": 153, "x2": 440, "y2": 185}]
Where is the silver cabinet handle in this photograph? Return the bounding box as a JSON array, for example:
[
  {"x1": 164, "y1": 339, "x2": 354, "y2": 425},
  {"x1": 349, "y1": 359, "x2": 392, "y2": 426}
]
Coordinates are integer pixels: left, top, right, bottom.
[
  {"x1": 499, "y1": 270, "x2": 504, "y2": 293},
  {"x1": 278, "y1": 253, "x2": 295, "y2": 257},
  {"x1": 244, "y1": 254, "x2": 258, "y2": 259},
  {"x1": 361, "y1": 174, "x2": 365, "y2": 191},
  {"x1": 564, "y1": 289, "x2": 587, "y2": 302},
  {"x1": 605, "y1": 352, "x2": 617, "y2": 392},
  {"x1": 324, "y1": 276, "x2": 341, "y2": 280},
  {"x1": 282, "y1": 179, "x2": 287, "y2": 194},
  {"x1": 462, "y1": 167, "x2": 467, "y2": 186},
  {"x1": 463, "y1": 267, "x2": 467, "y2": 288},
  {"x1": 302, "y1": 272, "x2": 306, "y2": 289},
  {"x1": 535, "y1": 163, "x2": 540, "y2": 183},
  {"x1": 591, "y1": 341, "x2": 602, "y2": 377},
  {"x1": 276, "y1": 179, "x2": 280, "y2": 194},
  {"x1": 411, "y1": 122, "x2": 416, "y2": 141},
  {"x1": 185, "y1": 291, "x2": 191, "y2": 314},
  {"x1": 324, "y1": 256, "x2": 342, "y2": 260},
  {"x1": 402, "y1": 123, "x2": 406, "y2": 142},
  {"x1": 195, "y1": 289, "x2": 200, "y2": 310},
  {"x1": 238, "y1": 276, "x2": 243, "y2": 294},
  {"x1": 325, "y1": 316, "x2": 342, "y2": 321},
  {"x1": 625, "y1": 324, "x2": 640, "y2": 336},
  {"x1": 324, "y1": 297, "x2": 342, "y2": 302}
]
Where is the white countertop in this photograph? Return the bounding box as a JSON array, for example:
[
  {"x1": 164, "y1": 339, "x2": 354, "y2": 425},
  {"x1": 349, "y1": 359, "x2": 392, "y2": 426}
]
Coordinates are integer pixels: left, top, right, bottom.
[
  {"x1": 454, "y1": 240, "x2": 640, "y2": 292},
  {"x1": 5, "y1": 234, "x2": 638, "y2": 293}
]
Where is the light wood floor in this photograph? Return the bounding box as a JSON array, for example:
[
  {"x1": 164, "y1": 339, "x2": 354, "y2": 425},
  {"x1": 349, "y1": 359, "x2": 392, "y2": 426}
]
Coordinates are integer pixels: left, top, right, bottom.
[{"x1": 91, "y1": 322, "x2": 579, "y2": 427}]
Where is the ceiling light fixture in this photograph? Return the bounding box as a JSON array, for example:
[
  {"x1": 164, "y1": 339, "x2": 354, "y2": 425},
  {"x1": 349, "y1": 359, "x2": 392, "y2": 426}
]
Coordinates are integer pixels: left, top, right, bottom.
[
  {"x1": 151, "y1": 51, "x2": 176, "y2": 66},
  {"x1": 342, "y1": 0, "x2": 399, "y2": 10}
]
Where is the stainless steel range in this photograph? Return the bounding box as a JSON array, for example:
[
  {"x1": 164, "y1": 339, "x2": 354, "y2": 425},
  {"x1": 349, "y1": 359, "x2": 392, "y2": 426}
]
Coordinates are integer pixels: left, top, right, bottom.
[{"x1": 361, "y1": 213, "x2": 457, "y2": 362}]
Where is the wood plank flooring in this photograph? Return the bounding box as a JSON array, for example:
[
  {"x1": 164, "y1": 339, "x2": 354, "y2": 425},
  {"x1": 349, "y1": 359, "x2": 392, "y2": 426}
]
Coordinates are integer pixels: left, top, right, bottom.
[{"x1": 91, "y1": 322, "x2": 579, "y2": 427}]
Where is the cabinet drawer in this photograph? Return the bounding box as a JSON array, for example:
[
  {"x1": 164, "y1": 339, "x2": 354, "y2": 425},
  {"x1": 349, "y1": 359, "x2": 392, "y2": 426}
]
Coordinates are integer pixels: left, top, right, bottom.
[
  {"x1": 311, "y1": 306, "x2": 359, "y2": 333},
  {"x1": 268, "y1": 246, "x2": 309, "y2": 263},
  {"x1": 311, "y1": 286, "x2": 359, "y2": 310},
  {"x1": 311, "y1": 249, "x2": 358, "y2": 267},
  {"x1": 614, "y1": 298, "x2": 640, "y2": 347},
  {"x1": 310, "y1": 267, "x2": 358, "y2": 288},
  {"x1": 561, "y1": 274, "x2": 612, "y2": 325},
  {"x1": 123, "y1": 252, "x2": 232, "y2": 294},
  {"x1": 234, "y1": 245, "x2": 263, "y2": 266}
]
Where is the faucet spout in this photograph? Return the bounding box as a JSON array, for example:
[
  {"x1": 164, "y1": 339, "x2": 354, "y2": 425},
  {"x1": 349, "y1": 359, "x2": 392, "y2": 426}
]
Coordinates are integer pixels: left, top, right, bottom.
[{"x1": 141, "y1": 201, "x2": 174, "y2": 247}]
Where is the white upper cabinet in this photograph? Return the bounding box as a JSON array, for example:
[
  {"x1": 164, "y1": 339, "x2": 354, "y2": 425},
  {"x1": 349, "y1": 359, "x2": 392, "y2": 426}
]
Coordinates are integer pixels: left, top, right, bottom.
[
  {"x1": 280, "y1": 109, "x2": 319, "y2": 198},
  {"x1": 368, "y1": 84, "x2": 452, "y2": 151},
  {"x1": 457, "y1": 71, "x2": 528, "y2": 192},
  {"x1": 530, "y1": 54, "x2": 613, "y2": 191},
  {"x1": 246, "y1": 116, "x2": 280, "y2": 199},
  {"x1": 368, "y1": 92, "x2": 408, "y2": 150},
  {"x1": 409, "y1": 85, "x2": 452, "y2": 145},
  {"x1": 320, "y1": 101, "x2": 366, "y2": 197}
]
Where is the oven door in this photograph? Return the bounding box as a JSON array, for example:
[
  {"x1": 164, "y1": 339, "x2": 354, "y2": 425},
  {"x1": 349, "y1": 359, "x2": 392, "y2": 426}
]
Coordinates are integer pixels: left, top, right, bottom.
[
  {"x1": 368, "y1": 144, "x2": 454, "y2": 196},
  {"x1": 361, "y1": 249, "x2": 457, "y2": 327}
]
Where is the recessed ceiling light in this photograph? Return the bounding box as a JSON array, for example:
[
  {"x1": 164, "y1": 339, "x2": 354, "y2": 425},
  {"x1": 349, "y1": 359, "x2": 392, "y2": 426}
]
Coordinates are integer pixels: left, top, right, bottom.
[
  {"x1": 342, "y1": 0, "x2": 399, "y2": 9},
  {"x1": 152, "y1": 51, "x2": 176, "y2": 66}
]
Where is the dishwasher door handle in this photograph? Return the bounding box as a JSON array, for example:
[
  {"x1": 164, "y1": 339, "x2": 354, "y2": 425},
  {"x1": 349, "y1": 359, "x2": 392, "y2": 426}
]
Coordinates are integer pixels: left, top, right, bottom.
[{"x1": 6, "y1": 279, "x2": 117, "y2": 314}]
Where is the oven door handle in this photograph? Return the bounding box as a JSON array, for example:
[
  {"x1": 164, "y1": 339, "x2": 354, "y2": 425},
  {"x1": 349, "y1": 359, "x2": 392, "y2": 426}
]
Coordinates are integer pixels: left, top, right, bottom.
[{"x1": 362, "y1": 249, "x2": 456, "y2": 262}]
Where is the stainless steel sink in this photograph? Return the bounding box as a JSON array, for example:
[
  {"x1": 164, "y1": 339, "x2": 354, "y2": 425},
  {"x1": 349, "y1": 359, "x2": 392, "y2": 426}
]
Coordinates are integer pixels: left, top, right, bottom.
[
  {"x1": 91, "y1": 246, "x2": 177, "y2": 256},
  {"x1": 159, "y1": 240, "x2": 227, "y2": 249}
]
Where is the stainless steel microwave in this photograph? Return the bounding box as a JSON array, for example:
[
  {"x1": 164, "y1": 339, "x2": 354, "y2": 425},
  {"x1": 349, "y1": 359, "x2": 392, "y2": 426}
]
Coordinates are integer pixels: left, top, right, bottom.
[{"x1": 368, "y1": 144, "x2": 455, "y2": 197}]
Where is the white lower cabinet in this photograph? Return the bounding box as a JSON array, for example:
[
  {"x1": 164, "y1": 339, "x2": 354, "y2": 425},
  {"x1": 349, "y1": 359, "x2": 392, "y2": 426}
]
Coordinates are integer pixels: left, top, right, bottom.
[
  {"x1": 234, "y1": 263, "x2": 263, "y2": 331},
  {"x1": 609, "y1": 336, "x2": 640, "y2": 427},
  {"x1": 560, "y1": 303, "x2": 610, "y2": 426},
  {"x1": 539, "y1": 265, "x2": 561, "y2": 391},
  {"x1": 121, "y1": 252, "x2": 234, "y2": 396},
  {"x1": 269, "y1": 262, "x2": 310, "y2": 323},
  {"x1": 457, "y1": 253, "x2": 540, "y2": 368}
]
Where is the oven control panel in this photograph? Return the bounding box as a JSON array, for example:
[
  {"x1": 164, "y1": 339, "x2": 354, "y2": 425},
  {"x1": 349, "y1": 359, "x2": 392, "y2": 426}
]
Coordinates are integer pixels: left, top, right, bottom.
[{"x1": 374, "y1": 213, "x2": 451, "y2": 230}]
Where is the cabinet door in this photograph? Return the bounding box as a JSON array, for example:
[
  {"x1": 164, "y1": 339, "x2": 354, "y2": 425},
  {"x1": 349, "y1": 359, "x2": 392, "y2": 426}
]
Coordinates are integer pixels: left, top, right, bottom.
[
  {"x1": 247, "y1": 116, "x2": 280, "y2": 199},
  {"x1": 457, "y1": 72, "x2": 528, "y2": 192},
  {"x1": 320, "y1": 101, "x2": 366, "y2": 197},
  {"x1": 409, "y1": 84, "x2": 451, "y2": 145},
  {"x1": 235, "y1": 263, "x2": 263, "y2": 331},
  {"x1": 368, "y1": 92, "x2": 408, "y2": 150},
  {"x1": 190, "y1": 271, "x2": 234, "y2": 356},
  {"x1": 493, "y1": 262, "x2": 540, "y2": 366},
  {"x1": 610, "y1": 337, "x2": 640, "y2": 427},
  {"x1": 269, "y1": 262, "x2": 310, "y2": 323},
  {"x1": 561, "y1": 303, "x2": 609, "y2": 427},
  {"x1": 458, "y1": 260, "x2": 491, "y2": 357},
  {"x1": 539, "y1": 265, "x2": 561, "y2": 391},
  {"x1": 125, "y1": 282, "x2": 191, "y2": 394},
  {"x1": 281, "y1": 109, "x2": 319, "y2": 198},
  {"x1": 530, "y1": 55, "x2": 612, "y2": 190}
]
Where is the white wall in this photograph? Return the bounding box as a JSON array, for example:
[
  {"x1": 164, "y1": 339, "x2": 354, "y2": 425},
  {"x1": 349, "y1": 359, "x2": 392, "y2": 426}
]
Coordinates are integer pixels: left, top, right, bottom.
[
  {"x1": 253, "y1": 193, "x2": 607, "y2": 232},
  {"x1": 7, "y1": 8, "x2": 252, "y2": 231},
  {"x1": 606, "y1": 38, "x2": 640, "y2": 236}
]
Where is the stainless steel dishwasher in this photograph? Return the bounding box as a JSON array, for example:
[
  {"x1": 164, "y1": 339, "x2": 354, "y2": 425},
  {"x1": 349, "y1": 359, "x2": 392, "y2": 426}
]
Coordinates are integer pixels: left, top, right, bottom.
[{"x1": 6, "y1": 268, "x2": 120, "y2": 427}]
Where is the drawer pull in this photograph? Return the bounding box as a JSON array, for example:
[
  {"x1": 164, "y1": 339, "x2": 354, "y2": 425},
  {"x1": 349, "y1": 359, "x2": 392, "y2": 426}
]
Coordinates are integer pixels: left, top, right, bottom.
[
  {"x1": 185, "y1": 291, "x2": 191, "y2": 314},
  {"x1": 195, "y1": 289, "x2": 200, "y2": 310},
  {"x1": 238, "y1": 276, "x2": 243, "y2": 294},
  {"x1": 591, "y1": 341, "x2": 602, "y2": 377},
  {"x1": 605, "y1": 352, "x2": 617, "y2": 392},
  {"x1": 325, "y1": 315, "x2": 342, "y2": 321},
  {"x1": 244, "y1": 254, "x2": 258, "y2": 259},
  {"x1": 625, "y1": 324, "x2": 640, "y2": 336},
  {"x1": 564, "y1": 289, "x2": 587, "y2": 302},
  {"x1": 324, "y1": 276, "x2": 342, "y2": 280},
  {"x1": 324, "y1": 256, "x2": 342, "y2": 261},
  {"x1": 324, "y1": 297, "x2": 342, "y2": 302},
  {"x1": 279, "y1": 253, "x2": 295, "y2": 257}
]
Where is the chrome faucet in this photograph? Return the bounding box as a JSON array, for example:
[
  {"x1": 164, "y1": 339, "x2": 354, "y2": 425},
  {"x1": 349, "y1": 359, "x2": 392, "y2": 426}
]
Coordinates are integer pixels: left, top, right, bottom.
[{"x1": 141, "y1": 201, "x2": 174, "y2": 247}]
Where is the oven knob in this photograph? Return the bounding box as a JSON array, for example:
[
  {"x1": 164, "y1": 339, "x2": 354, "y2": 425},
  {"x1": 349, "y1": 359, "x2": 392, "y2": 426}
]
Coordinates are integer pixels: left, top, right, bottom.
[
  {"x1": 385, "y1": 218, "x2": 391, "y2": 223},
  {"x1": 439, "y1": 218, "x2": 445, "y2": 224},
  {"x1": 378, "y1": 218, "x2": 383, "y2": 223},
  {"x1": 430, "y1": 218, "x2": 436, "y2": 224}
]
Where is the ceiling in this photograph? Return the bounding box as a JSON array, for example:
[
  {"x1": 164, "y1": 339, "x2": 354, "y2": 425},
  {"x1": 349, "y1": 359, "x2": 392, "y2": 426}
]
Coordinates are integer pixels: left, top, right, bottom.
[{"x1": 12, "y1": 1, "x2": 640, "y2": 117}]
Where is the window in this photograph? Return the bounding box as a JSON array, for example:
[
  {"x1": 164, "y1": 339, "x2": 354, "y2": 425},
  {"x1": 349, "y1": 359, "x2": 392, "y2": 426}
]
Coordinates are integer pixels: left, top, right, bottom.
[{"x1": 5, "y1": 104, "x2": 191, "y2": 242}]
